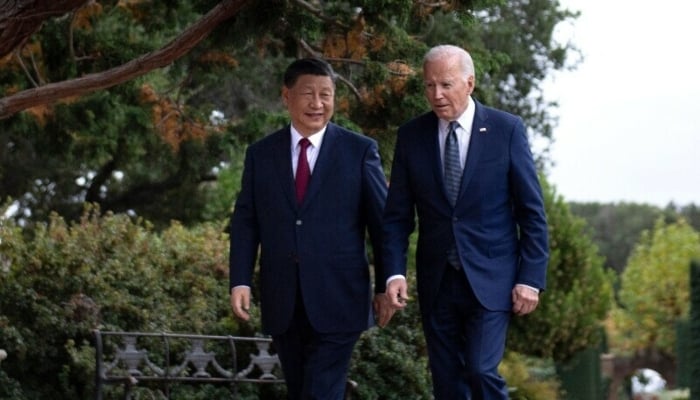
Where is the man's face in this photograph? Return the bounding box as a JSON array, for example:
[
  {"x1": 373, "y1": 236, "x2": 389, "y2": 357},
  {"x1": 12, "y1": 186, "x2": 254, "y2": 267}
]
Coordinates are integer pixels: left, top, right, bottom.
[
  {"x1": 282, "y1": 74, "x2": 335, "y2": 136},
  {"x1": 423, "y1": 56, "x2": 474, "y2": 121}
]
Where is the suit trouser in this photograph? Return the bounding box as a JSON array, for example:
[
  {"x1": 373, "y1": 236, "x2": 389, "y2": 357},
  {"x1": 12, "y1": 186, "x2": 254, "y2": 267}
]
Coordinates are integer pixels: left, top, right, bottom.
[
  {"x1": 273, "y1": 292, "x2": 361, "y2": 400},
  {"x1": 423, "y1": 265, "x2": 511, "y2": 400}
]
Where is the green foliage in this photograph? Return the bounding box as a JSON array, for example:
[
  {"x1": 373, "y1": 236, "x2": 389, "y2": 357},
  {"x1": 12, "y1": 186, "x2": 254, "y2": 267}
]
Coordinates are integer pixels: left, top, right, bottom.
[
  {"x1": 350, "y1": 294, "x2": 432, "y2": 399},
  {"x1": 610, "y1": 219, "x2": 700, "y2": 356},
  {"x1": 0, "y1": 4, "x2": 588, "y2": 396},
  {"x1": 422, "y1": 0, "x2": 580, "y2": 169},
  {"x1": 568, "y1": 202, "x2": 665, "y2": 274},
  {"x1": 659, "y1": 389, "x2": 691, "y2": 400},
  {"x1": 1, "y1": 0, "x2": 579, "y2": 229},
  {"x1": 0, "y1": 204, "x2": 237, "y2": 399},
  {"x1": 678, "y1": 203, "x2": 700, "y2": 233},
  {"x1": 499, "y1": 352, "x2": 561, "y2": 399},
  {"x1": 508, "y1": 177, "x2": 615, "y2": 363},
  {"x1": 1, "y1": 1, "x2": 244, "y2": 229},
  {"x1": 1, "y1": 187, "x2": 622, "y2": 398},
  {"x1": 567, "y1": 201, "x2": 700, "y2": 280},
  {"x1": 0, "y1": 203, "x2": 433, "y2": 399},
  {"x1": 690, "y1": 260, "x2": 700, "y2": 400},
  {"x1": 348, "y1": 232, "x2": 432, "y2": 399},
  {"x1": 0, "y1": 369, "x2": 28, "y2": 400}
]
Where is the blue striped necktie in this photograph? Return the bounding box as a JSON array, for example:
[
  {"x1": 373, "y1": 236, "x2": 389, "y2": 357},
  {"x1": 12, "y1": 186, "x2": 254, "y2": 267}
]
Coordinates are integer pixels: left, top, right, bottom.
[
  {"x1": 444, "y1": 121, "x2": 462, "y2": 207},
  {"x1": 444, "y1": 121, "x2": 462, "y2": 268}
]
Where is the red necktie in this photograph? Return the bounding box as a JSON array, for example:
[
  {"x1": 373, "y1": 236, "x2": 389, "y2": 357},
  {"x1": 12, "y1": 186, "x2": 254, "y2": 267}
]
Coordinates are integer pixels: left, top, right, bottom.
[{"x1": 295, "y1": 138, "x2": 311, "y2": 204}]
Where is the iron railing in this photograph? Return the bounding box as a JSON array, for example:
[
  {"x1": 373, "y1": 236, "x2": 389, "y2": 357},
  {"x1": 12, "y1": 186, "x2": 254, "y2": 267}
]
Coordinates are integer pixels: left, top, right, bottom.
[{"x1": 93, "y1": 330, "x2": 283, "y2": 400}]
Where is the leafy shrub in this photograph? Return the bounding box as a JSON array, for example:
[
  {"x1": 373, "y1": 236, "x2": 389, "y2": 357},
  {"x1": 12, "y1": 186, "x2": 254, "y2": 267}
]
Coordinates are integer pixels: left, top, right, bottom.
[
  {"x1": 350, "y1": 280, "x2": 432, "y2": 399},
  {"x1": 499, "y1": 351, "x2": 561, "y2": 399},
  {"x1": 0, "y1": 368, "x2": 28, "y2": 400},
  {"x1": 0, "y1": 181, "x2": 614, "y2": 399},
  {"x1": 0, "y1": 204, "x2": 235, "y2": 399}
]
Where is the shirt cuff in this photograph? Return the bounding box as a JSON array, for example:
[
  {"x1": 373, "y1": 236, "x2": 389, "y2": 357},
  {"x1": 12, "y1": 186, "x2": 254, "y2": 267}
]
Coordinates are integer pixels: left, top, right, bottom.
[
  {"x1": 386, "y1": 275, "x2": 406, "y2": 287},
  {"x1": 516, "y1": 283, "x2": 539, "y2": 294}
]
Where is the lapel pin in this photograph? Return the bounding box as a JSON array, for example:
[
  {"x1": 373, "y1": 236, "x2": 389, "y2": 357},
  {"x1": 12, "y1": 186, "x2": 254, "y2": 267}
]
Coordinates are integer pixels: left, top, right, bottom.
[{"x1": 479, "y1": 127, "x2": 487, "y2": 133}]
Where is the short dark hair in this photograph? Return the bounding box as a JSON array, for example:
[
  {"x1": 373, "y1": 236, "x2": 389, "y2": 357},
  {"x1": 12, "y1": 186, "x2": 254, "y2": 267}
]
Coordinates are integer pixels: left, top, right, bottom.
[{"x1": 283, "y1": 58, "x2": 336, "y2": 88}]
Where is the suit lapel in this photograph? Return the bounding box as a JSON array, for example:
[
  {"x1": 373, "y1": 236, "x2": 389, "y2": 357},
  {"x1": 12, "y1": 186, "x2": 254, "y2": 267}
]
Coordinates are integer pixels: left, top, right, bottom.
[
  {"x1": 298, "y1": 123, "x2": 339, "y2": 211},
  {"x1": 456, "y1": 101, "x2": 489, "y2": 203},
  {"x1": 423, "y1": 115, "x2": 451, "y2": 204},
  {"x1": 421, "y1": 112, "x2": 462, "y2": 206},
  {"x1": 272, "y1": 128, "x2": 297, "y2": 209}
]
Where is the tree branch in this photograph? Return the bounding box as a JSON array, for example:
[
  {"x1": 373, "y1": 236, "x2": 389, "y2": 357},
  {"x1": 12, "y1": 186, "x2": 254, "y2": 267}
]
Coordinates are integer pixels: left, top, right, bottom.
[
  {"x1": 0, "y1": 0, "x2": 252, "y2": 120},
  {"x1": 0, "y1": 0, "x2": 92, "y2": 57},
  {"x1": 290, "y1": 0, "x2": 349, "y2": 28},
  {"x1": 334, "y1": 74, "x2": 361, "y2": 100},
  {"x1": 14, "y1": 51, "x2": 39, "y2": 87},
  {"x1": 297, "y1": 39, "x2": 362, "y2": 101}
]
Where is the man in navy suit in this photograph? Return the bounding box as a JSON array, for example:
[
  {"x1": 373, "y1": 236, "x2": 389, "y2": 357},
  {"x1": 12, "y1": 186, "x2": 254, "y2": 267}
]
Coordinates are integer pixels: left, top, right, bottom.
[
  {"x1": 383, "y1": 45, "x2": 549, "y2": 399},
  {"x1": 229, "y1": 58, "x2": 393, "y2": 400}
]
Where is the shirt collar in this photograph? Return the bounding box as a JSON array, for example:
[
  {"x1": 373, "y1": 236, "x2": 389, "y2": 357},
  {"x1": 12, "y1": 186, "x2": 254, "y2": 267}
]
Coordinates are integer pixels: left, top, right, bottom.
[
  {"x1": 440, "y1": 96, "x2": 475, "y2": 132},
  {"x1": 291, "y1": 124, "x2": 326, "y2": 148}
]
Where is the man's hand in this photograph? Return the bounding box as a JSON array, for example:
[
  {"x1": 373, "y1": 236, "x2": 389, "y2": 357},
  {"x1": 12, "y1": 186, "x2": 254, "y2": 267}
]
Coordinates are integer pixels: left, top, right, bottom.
[
  {"x1": 230, "y1": 286, "x2": 251, "y2": 321},
  {"x1": 373, "y1": 293, "x2": 397, "y2": 328},
  {"x1": 511, "y1": 285, "x2": 539, "y2": 316},
  {"x1": 385, "y1": 278, "x2": 409, "y2": 309}
]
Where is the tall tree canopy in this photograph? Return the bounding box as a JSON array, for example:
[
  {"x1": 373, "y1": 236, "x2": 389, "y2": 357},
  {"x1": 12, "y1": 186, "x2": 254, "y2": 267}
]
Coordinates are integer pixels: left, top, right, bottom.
[
  {"x1": 609, "y1": 218, "x2": 700, "y2": 356},
  {"x1": 568, "y1": 202, "x2": 665, "y2": 274},
  {"x1": 0, "y1": 0, "x2": 578, "y2": 227},
  {"x1": 568, "y1": 201, "x2": 700, "y2": 278}
]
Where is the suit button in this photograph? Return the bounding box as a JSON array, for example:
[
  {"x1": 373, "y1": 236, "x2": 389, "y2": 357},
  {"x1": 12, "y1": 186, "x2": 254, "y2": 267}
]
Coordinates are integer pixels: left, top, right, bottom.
[
  {"x1": 296, "y1": 220, "x2": 302, "y2": 225},
  {"x1": 453, "y1": 217, "x2": 458, "y2": 222}
]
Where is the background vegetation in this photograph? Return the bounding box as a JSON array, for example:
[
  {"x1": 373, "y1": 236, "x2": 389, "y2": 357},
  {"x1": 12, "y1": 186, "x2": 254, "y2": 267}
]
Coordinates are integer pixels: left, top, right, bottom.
[
  {"x1": 1, "y1": 0, "x2": 576, "y2": 228},
  {"x1": 1, "y1": 0, "x2": 699, "y2": 399}
]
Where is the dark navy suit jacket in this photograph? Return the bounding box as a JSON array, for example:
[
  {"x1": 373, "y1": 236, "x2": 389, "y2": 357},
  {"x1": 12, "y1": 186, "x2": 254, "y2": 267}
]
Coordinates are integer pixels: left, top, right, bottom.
[
  {"x1": 383, "y1": 100, "x2": 549, "y2": 316},
  {"x1": 229, "y1": 123, "x2": 387, "y2": 335}
]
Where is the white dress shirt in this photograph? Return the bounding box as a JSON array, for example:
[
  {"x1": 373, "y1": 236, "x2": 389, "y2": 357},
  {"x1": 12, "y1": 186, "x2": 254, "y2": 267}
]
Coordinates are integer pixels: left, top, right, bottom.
[
  {"x1": 291, "y1": 125, "x2": 325, "y2": 176},
  {"x1": 438, "y1": 96, "x2": 476, "y2": 170}
]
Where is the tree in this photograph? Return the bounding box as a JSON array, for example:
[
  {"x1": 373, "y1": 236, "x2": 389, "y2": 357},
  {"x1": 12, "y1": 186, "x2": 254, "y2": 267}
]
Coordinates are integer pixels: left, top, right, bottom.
[
  {"x1": 1, "y1": 0, "x2": 579, "y2": 227},
  {"x1": 0, "y1": 0, "x2": 250, "y2": 118},
  {"x1": 0, "y1": 0, "x2": 91, "y2": 59},
  {"x1": 679, "y1": 203, "x2": 700, "y2": 232},
  {"x1": 507, "y1": 177, "x2": 615, "y2": 363},
  {"x1": 568, "y1": 202, "x2": 664, "y2": 275},
  {"x1": 609, "y1": 218, "x2": 700, "y2": 357},
  {"x1": 689, "y1": 260, "x2": 700, "y2": 398},
  {"x1": 1, "y1": 0, "x2": 254, "y2": 227}
]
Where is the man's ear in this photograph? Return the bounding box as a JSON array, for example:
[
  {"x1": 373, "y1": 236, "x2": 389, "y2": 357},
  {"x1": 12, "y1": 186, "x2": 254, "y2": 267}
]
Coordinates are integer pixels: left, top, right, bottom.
[
  {"x1": 281, "y1": 86, "x2": 289, "y2": 106},
  {"x1": 467, "y1": 75, "x2": 475, "y2": 95}
]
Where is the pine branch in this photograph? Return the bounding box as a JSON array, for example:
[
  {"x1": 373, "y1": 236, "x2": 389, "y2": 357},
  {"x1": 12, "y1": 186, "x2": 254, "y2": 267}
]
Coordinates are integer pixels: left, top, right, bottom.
[
  {"x1": 0, "y1": 0, "x2": 91, "y2": 58},
  {"x1": 0, "y1": 0, "x2": 252, "y2": 120}
]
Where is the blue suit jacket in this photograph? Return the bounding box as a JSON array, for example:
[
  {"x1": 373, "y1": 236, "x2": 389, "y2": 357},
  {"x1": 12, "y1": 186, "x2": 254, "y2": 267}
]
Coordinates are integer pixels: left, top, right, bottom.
[
  {"x1": 229, "y1": 123, "x2": 387, "y2": 335},
  {"x1": 383, "y1": 101, "x2": 549, "y2": 315}
]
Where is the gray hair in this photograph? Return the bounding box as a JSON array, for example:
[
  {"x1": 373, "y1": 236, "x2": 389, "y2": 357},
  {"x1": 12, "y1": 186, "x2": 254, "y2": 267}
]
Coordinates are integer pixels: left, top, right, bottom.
[{"x1": 423, "y1": 45, "x2": 475, "y2": 78}]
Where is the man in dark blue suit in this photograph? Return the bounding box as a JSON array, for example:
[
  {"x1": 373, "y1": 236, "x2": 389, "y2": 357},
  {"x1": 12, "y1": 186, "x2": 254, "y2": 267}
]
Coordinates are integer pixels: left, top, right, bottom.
[
  {"x1": 383, "y1": 45, "x2": 549, "y2": 399},
  {"x1": 229, "y1": 58, "x2": 393, "y2": 400}
]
